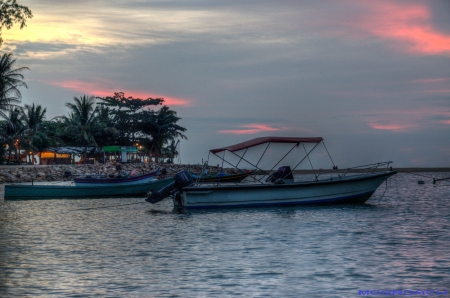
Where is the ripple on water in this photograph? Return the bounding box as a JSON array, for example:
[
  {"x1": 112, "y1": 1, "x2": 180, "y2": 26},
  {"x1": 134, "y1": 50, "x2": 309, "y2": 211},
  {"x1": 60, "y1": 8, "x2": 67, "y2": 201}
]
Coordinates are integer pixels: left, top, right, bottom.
[{"x1": 0, "y1": 173, "x2": 449, "y2": 297}]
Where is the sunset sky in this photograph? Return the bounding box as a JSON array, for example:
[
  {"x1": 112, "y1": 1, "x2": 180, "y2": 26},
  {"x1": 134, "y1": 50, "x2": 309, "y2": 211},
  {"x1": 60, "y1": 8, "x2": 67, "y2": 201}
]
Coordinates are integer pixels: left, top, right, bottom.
[{"x1": 2, "y1": 0, "x2": 450, "y2": 167}]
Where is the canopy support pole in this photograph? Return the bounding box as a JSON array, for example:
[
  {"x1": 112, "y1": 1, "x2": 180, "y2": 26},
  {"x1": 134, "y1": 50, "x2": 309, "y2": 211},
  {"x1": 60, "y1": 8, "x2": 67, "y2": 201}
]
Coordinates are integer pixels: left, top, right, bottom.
[
  {"x1": 212, "y1": 151, "x2": 265, "y2": 183},
  {"x1": 235, "y1": 148, "x2": 248, "y2": 168},
  {"x1": 302, "y1": 142, "x2": 317, "y2": 179},
  {"x1": 322, "y1": 141, "x2": 336, "y2": 168},
  {"x1": 290, "y1": 141, "x2": 322, "y2": 178},
  {"x1": 255, "y1": 142, "x2": 270, "y2": 168},
  {"x1": 256, "y1": 143, "x2": 298, "y2": 183}
]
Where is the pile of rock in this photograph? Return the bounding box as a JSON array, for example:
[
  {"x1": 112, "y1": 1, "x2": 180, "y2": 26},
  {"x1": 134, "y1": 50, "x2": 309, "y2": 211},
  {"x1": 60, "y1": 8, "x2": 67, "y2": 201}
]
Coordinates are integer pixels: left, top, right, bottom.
[{"x1": 0, "y1": 162, "x2": 240, "y2": 184}]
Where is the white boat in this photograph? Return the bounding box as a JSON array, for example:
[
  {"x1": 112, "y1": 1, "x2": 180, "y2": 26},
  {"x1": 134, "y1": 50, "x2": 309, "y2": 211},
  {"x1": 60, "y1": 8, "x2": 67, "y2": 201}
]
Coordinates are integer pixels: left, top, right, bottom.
[{"x1": 146, "y1": 136, "x2": 397, "y2": 209}]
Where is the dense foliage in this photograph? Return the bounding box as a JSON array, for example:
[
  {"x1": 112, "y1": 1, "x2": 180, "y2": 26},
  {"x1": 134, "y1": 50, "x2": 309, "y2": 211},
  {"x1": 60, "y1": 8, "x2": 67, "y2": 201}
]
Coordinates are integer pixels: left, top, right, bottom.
[
  {"x1": 0, "y1": 54, "x2": 187, "y2": 164},
  {"x1": 0, "y1": 0, "x2": 33, "y2": 45}
]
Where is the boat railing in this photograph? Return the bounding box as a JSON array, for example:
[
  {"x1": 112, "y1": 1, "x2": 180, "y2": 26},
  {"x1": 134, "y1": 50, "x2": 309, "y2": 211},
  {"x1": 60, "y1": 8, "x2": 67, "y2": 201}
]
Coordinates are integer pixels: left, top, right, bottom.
[{"x1": 315, "y1": 161, "x2": 393, "y2": 180}]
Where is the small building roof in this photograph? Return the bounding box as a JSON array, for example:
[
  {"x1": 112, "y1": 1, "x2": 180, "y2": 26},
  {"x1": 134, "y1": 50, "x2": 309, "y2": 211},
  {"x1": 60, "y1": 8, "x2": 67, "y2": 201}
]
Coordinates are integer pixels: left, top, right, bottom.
[
  {"x1": 44, "y1": 147, "x2": 101, "y2": 154},
  {"x1": 103, "y1": 146, "x2": 137, "y2": 153}
]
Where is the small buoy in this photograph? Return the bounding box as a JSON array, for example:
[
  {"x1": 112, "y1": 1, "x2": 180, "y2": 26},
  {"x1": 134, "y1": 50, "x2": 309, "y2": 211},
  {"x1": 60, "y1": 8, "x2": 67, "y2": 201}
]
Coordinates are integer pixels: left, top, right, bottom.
[{"x1": 418, "y1": 180, "x2": 425, "y2": 184}]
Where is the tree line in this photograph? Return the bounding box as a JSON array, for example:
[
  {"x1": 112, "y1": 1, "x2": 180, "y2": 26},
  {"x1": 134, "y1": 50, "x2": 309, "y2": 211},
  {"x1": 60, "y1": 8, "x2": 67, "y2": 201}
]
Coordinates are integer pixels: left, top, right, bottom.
[{"x1": 0, "y1": 53, "x2": 187, "y2": 164}]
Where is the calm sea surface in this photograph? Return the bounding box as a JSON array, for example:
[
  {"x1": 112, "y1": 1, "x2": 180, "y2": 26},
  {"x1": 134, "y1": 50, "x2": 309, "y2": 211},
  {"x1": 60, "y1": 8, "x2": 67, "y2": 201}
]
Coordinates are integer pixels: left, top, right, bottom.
[{"x1": 0, "y1": 173, "x2": 449, "y2": 297}]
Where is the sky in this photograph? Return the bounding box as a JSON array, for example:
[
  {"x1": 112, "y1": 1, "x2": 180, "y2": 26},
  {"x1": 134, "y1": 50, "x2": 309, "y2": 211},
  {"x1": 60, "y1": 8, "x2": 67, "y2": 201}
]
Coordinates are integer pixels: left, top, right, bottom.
[{"x1": 2, "y1": 0, "x2": 450, "y2": 168}]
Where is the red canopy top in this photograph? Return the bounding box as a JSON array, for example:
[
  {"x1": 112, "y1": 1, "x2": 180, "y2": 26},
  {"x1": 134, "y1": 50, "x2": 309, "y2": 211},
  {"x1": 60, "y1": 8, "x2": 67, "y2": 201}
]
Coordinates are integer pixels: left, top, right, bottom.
[{"x1": 210, "y1": 136, "x2": 323, "y2": 154}]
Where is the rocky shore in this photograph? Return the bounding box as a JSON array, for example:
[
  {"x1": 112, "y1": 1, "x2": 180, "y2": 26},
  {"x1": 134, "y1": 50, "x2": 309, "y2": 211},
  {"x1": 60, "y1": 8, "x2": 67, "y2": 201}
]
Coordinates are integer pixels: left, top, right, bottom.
[
  {"x1": 0, "y1": 162, "x2": 241, "y2": 184},
  {"x1": 1, "y1": 163, "x2": 448, "y2": 184}
]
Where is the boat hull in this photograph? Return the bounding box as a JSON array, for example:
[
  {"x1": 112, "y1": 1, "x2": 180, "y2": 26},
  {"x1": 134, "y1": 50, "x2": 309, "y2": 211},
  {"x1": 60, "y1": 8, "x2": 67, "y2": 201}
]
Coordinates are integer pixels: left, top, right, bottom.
[
  {"x1": 5, "y1": 177, "x2": 174, "y2": 200},
  {"x1": 73, "y1": 170, "x2": 159, "y2": 186},
  {"x1": 192, "y1": 172, "x2": 251, "y2": 183},
  {"x1": 177, "y1": 171, "x2": 396, "y2": 209}
]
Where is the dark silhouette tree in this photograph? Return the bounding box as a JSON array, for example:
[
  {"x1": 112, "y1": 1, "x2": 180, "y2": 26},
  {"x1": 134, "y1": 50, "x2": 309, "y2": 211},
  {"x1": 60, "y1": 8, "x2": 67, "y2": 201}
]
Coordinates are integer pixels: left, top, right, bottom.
[
  {"x1": 58, "y1": 95, "x2": 117, "y2": 160},
  {"x1": 162, "y1": 139, "x2": 180, "y2": 164},
  {"x1": 58, "y1": 95, "x2": 100, "y2": 160},
  {"x1": 0, "y1": 52, "x2": 28, "y2": 121},
  {"x1": 139, "y1": 106, "x2": 187, "y2": 162},
  {"x1": 1, "y1": 106, "x2": 23, "y2": 163},
  {"x1": 22, "y1": 103, "x2": 45, "y2": 131},
  {"x1": 97, "y1": 92, "x2": 164, "y2": 145},
  {"x1": 0, "y1": 0, "x2": 33, "y2": 45},
  {"x1": 33, "y1": 120, "x2": 64, "y2": 164},
  {"x1": 93, "y1": 105, "x2": 118, "y2": 147}
]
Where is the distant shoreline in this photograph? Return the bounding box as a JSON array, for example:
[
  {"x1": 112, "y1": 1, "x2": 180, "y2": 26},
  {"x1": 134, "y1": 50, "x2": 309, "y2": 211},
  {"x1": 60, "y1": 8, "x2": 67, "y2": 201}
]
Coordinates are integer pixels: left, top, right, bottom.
[
  {"x1": 393, "y1": 168, "x2": 450, "y2": 173},
  {"x1": 0, "y1": 164, "x2": 449, "y2": 173},
  {"x1": 292, "y1": 167, "x2": 450, "y2": 174}
]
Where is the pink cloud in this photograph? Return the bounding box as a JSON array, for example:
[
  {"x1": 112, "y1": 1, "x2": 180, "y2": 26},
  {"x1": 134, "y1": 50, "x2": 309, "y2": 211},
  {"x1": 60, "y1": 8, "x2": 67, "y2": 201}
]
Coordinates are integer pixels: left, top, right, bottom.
[
  {"x1": 363, "y1": 107, "x2": 450, "y2": 132},
  {"x1": 410, "y1": 77, "x2": 450, "y2": 93},
  {"x1": 218, "y1": 124, "x2": 284, "y2": 135},
  {"x1": 334, "y1": 1, "x2": 450, "y2": 56},
  {"x1": 48, "y1": 80, "x2": 192, "y2": 106},
  {"x1": 426, "y1": 89, "x2": 450, "y2": 94},
  {"x1": 369, "y1": 124, "x2": 412, "y2": 132},
  {"x1": 412, "y1": 77, "x2": 450, "y2": 84}
]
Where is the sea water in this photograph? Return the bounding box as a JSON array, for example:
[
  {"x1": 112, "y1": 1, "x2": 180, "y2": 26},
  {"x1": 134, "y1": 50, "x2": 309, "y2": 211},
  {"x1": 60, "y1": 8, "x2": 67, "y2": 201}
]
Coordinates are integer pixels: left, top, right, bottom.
[{"x1": 0, "y1": 173, "x2": 449, "y2": 297}]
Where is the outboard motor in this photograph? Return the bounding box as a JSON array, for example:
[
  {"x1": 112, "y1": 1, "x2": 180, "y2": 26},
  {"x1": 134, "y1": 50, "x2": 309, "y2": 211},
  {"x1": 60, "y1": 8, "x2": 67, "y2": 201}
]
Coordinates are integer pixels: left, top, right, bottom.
[
  {"x1": 266, "y1": 166, "x2": 294, "y2": 184},
  {"x1": 146, "y1": 171, "x2": 194, "y2": 204}
]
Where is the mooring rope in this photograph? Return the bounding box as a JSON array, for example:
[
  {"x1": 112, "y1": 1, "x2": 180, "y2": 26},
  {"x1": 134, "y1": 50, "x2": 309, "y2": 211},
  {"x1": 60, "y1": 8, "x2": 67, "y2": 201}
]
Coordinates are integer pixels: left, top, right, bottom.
[
  {"x1": 394, "y1": 169, "x2": 435, "y2": 179},
  {"x1": 377, "y1": 177, "x2": 392, "y2": 203},
  {"x1": 394, "y1": 169, "x2": 450, "y2": 186},
  {"x1": 390, "y1": 176, "x2": 401, "y2": 195}
]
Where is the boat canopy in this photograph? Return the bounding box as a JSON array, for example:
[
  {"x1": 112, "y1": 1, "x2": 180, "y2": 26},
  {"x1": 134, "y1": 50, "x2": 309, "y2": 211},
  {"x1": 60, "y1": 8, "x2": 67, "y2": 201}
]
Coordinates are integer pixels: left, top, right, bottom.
[{"x1": 210, "y1": 136, "x2": 323, "y2": 154}]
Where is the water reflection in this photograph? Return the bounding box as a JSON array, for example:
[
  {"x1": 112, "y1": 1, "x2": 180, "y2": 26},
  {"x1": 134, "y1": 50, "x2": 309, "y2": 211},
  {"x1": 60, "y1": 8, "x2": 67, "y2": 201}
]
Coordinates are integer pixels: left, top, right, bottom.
[{"x1": 0, "y1": 173, "x2": 449, "y2": 297}]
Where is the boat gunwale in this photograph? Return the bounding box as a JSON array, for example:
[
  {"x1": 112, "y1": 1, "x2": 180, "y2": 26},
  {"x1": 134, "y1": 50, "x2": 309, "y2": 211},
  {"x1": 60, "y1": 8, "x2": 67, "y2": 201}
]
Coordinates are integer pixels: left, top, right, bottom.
[
  {"x1": 73, "y1": 169, "x2": 159, "y2": 184},
  {"x1": 192, "y1": 172, "x2": 252, "y2": 182},
  {"x1": 6, "y1": 177, "x2": 174, "y2": 190},
  {"x1": 183, "y1": 170, "x2": 397, "y2": 192}
]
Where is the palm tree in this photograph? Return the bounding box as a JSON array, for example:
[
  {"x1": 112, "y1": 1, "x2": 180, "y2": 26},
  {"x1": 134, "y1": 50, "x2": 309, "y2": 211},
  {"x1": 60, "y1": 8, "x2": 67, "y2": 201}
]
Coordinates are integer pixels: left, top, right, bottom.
[
  {"x1": 0, "y1": 53, "x2": 29, "y2": 121},
  {"x1": 1, "y1": 106, "x2": 24, "y2": 163},
  {"x1": 21, "y1": 103, "x2": 46, "y2": 144},
  {"x1": 140, "y1": 106, "x2": 187, "y2": 162},
  {"x1": 22, "y1": 103, "x2": 46, "y2": 133},
  {"x1": 162, "y1": 139, "x2": 180, "y2": 164},
  {"x1": 58, "y1": 95, "x2": 99, "y2": 160},
  {"x1": 93, "y1": 105, "x2": 118, "y2": 147},
  {"x1": 21, "y1": 103, "x2": 49, "y2": 163},
  {"x1": 33, "y1": 120, "x2": 64, "y2": 164}
]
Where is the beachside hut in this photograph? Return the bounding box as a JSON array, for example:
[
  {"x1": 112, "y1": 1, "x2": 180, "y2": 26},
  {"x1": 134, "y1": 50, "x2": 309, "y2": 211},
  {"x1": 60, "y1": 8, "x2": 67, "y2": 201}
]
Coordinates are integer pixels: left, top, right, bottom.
[
  {"x1": 103, "y1": 146, "x2": 139, "y2": 163},
  {"x1": 40, "y1": 147, "x2": 102, "y2": 165}
]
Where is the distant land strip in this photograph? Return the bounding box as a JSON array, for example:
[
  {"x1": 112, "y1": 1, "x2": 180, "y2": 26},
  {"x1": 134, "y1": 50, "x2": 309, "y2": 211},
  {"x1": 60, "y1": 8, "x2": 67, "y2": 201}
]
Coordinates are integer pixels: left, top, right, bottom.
[
  {"x1": 292, "y1": 168, "x2": 450, "y2": 174},
  {"x1": 394, "y1": 168, "x2": 450, "y2": 173}
]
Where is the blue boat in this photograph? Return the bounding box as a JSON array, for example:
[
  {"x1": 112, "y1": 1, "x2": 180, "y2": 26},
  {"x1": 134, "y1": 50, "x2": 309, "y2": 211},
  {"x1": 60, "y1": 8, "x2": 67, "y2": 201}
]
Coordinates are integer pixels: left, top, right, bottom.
[
  {"x1": 73, "y1": 169, "x2": 160, "y2": 186},
  {"x1": 5, "y1": 177, "x2": 174, "y2": 200}
]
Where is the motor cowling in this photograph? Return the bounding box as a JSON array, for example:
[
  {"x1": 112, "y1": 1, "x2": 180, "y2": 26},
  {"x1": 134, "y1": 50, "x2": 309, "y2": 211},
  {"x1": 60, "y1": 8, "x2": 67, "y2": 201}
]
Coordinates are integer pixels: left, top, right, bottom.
[
  {"x1": 174, "y1": 170, "x2": 194, "y2": 188},
  {"x1": 146, "y1": 171, "x2": 194, "y2": 204},
  {"x1": 267, "y1": 166, "x2": 294, "y2": 184},
  {"x1": 146, "y1": 181, "x2": 176, "y2": 204}
]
